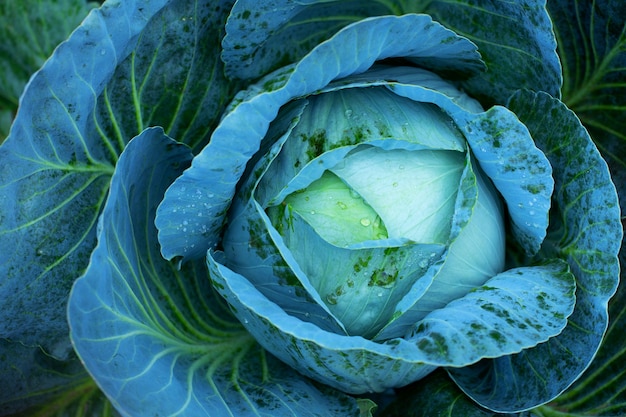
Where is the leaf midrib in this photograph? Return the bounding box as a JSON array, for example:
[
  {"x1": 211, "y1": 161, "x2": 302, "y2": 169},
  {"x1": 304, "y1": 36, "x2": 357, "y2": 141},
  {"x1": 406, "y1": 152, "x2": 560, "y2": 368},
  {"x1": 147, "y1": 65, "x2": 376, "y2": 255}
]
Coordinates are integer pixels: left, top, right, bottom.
[{"x1": 563, "y1": 22, "x2": 626, "y2": 110}]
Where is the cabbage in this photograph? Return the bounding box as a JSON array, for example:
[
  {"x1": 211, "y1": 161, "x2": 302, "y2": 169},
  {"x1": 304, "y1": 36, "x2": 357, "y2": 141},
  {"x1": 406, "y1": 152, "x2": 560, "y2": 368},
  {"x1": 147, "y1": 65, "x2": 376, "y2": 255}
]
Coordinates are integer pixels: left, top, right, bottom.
[{"x1": 0, "y1": 1, "x2": 622, "y2": 415}]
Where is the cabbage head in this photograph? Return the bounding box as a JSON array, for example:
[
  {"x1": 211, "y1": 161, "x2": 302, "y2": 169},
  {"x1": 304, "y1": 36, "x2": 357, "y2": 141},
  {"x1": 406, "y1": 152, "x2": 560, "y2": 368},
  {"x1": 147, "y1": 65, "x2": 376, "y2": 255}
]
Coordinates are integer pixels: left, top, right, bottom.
[{"x1": 0, "y1": 0, "x2": 622, "y2": 416}]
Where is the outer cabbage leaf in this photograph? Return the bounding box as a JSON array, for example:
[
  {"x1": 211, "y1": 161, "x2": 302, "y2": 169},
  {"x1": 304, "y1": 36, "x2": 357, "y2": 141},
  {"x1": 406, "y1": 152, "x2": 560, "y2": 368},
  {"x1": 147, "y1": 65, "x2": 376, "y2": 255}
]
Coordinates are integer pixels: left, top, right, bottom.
[
  {"x1": 0, "y1": 0, "x2": 169, "y2": 361},
  {"x1": 423, "y1": 0, "x2": 562, "y2": 104},
  {"x1": 223, "y1": 0, "x2": 561, "y2": 105},
  {"x1": 0, "y1": 0, "x2": 238, "y2": 357},
  {"x1": 208, "y1": 247, "x2": 575, "y2": 395},
  {"x1": 94, "y1": 0, "x2": 241, "y2": 152},
  {"x1": 0, "y1": 0, "x2": 98, "y2": 141},
  {"x1": 448, "y1": 90, "x2": 621, "y2": 412},
  {"x1": 501, "y1": 2, "x2": 626, "y2": 412},
  {"x1": 538, "y1": 280, "x2": 626, "y2": 416},
  {"x1": 547, "y1": 0, "x2": 626, "y2": 210},
  {"x1": 382, "y1": 370, "x2": 529, "y2": 417},
  {"x1": 222, "y1": 0, "x2": 404, "y2": 80},
  {"x1": 156, "y1": 13, "x2": 485, "y2": 261},
  {"x1": 69, "y1": 127, "x2": 360, "y2": 417},
  {"x1": 0, "y1": 0, "x2": 243, "y2": 410}
]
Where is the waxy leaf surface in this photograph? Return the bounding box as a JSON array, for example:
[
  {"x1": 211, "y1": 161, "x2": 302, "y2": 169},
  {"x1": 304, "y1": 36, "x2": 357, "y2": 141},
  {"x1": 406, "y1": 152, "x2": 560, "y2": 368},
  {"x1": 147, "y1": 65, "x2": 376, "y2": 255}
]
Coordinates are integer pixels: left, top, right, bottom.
[{"x1": 69, "y1": 128, "x2": 360, "y2": 416}]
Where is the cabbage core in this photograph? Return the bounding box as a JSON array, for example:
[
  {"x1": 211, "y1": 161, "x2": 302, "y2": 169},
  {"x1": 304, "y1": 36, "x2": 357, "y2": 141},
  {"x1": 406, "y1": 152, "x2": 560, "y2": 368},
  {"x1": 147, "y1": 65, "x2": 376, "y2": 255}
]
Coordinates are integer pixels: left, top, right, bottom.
[{"x1": 255, "y1": 86, "x2": 507, "y2": 338}]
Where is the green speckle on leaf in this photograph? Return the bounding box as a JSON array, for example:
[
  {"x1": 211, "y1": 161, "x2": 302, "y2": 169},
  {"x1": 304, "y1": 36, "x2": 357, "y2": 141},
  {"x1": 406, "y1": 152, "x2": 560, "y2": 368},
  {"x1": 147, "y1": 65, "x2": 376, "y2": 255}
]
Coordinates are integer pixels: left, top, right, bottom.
[
  {"x1": 353, "y1": 255, "x2": 372, "y2": 273},
  {"x1": 489, "y1": 330, "x2": 505, "y2": 344},
  {"x1": 301, "y1": 129, "x2": 327, "y2": 160},
  {"x1": 523, "y1": 183, "x2": 546, "y2": 195},
  {"x1": 368, "y1": 267, "x2": 398, "y2": 288}
]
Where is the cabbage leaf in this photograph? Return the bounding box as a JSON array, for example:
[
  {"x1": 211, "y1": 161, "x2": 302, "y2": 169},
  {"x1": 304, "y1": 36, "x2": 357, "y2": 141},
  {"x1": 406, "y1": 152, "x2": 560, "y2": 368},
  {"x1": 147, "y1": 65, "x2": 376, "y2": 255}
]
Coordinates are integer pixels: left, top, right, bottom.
[{"x1": 68, "y1": 127, "x2": 361, "y2": 416}]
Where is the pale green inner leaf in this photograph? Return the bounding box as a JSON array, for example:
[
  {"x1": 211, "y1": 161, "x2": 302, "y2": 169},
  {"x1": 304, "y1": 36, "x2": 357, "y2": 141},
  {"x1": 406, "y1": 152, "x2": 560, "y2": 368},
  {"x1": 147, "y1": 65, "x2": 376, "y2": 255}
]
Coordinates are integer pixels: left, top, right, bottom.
[
  {"x1": 331, "y1": 147, "x2": 465, "y2": 243},
  {"x1": 284, "y1": 171, "x2": 388, "y2": 247}
]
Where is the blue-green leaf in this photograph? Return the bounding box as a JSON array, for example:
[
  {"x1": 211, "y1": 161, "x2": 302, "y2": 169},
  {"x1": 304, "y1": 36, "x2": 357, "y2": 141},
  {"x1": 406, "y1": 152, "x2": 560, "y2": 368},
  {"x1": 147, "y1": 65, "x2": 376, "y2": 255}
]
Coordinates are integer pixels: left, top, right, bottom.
[
  {"x1": 0, "y1": 0, "x2": 98, "y2": 141},
  {"x1": 94, "y1": 0, "x2": 241, "y2": 152},
  {"x1": 0, "y1": 0, "x2": 237, "y2": 361},
  {"x1": 462, "y1": 106, "x2": 554, "y2": 256},
  {"x1": 208, "y1": 252, "x2": 438, "y2": 394},
  {"x1": 385, "y1": 81, "x2": 554, "y2": 257},
  {"x1": 0, "y1": 0, "x2": 169, "y2": 361},
  {"x1": 377, "y1": 155, "x2": 506, "y2": 341},
  {"x1": 208, "y1": 251, "x2": 575, "y2": 397},
  {"x1": 382, "y1": 370, "x2": 526, "y2": 417},
  {"x1": 448, "y1": 90, "x2": 621, "y2": 413},
  {"x1": 223, "y1": 0, "x2": 402, "y2": 80},
  {"x1": 424, "y1": 0, "x2": 562, "y2": 104},
  {"x1": 223, "y1": 0, "x2": 561, "y2": 105},
  {"x1": 1, "y1": 0, "x2": 239, "y2": 409},
  {"x1": 220, "y1": 101, "x2": 350, "y2": 336},
  {"x1": 68, "y1": 128, "x2": 359, "y2": 417},
  {"x1": 156, "y1": 13, "x2": 484, "y2": 261},
  {"x1": 270, "y1": 201, "x2": 446, "y2": 339},
  {"x1": 409, "y1": 260, "x2": 575, "y2": 365},
  {"x1": 533, "y1": 7, "x2": 626, "y2": 410},
  {"x1": 547, "y1": 0, "x2": 626, "y2": 226},
  {"x1": 537, "y1": 279, "x2": 626, "y2": 415}
]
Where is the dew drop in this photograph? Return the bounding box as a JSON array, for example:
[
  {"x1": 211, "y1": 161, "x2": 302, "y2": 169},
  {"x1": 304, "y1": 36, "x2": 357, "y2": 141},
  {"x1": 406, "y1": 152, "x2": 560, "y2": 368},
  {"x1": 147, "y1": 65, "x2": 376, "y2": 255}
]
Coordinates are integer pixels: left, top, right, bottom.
[
  {"x1": 337, "y1": 201, "x2": 347, "y2": 210},
  {"x1": 392, "y1": 182, "x2": 399, "y2": 187},
  {"x1": 360, "y1": 218, "x2": 371, "y2": 227},
  {"x1": 310, "y1": 210, "x2": 316, "y2": 215},
  {"x1": 326, "y1": 294, "x2": 338, "y2": 305},
  {"x1": 344, "y1": 109, "x2": 353, "y2": 118}
]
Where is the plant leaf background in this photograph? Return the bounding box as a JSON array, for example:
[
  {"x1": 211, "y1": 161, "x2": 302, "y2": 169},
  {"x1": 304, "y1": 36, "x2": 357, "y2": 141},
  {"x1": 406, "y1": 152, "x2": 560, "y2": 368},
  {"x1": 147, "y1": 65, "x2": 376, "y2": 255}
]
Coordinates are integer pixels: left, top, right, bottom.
[
  {"x1": 0, "y1": 0, "x2": 624, "y2": 416},
  {"x1": 531, "y1": 1, "x2": 626, "y2": 415},
  {"x1": 0, "y1": 0, "x2": 99, "y2": 142}
]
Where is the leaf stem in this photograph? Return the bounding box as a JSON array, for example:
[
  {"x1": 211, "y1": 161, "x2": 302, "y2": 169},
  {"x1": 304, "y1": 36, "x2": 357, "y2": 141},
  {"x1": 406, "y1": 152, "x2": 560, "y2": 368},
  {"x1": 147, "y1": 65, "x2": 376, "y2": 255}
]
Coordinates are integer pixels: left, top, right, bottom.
[{"x1": 565, "y1": 17, "x2": 626, "y2": 109}]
